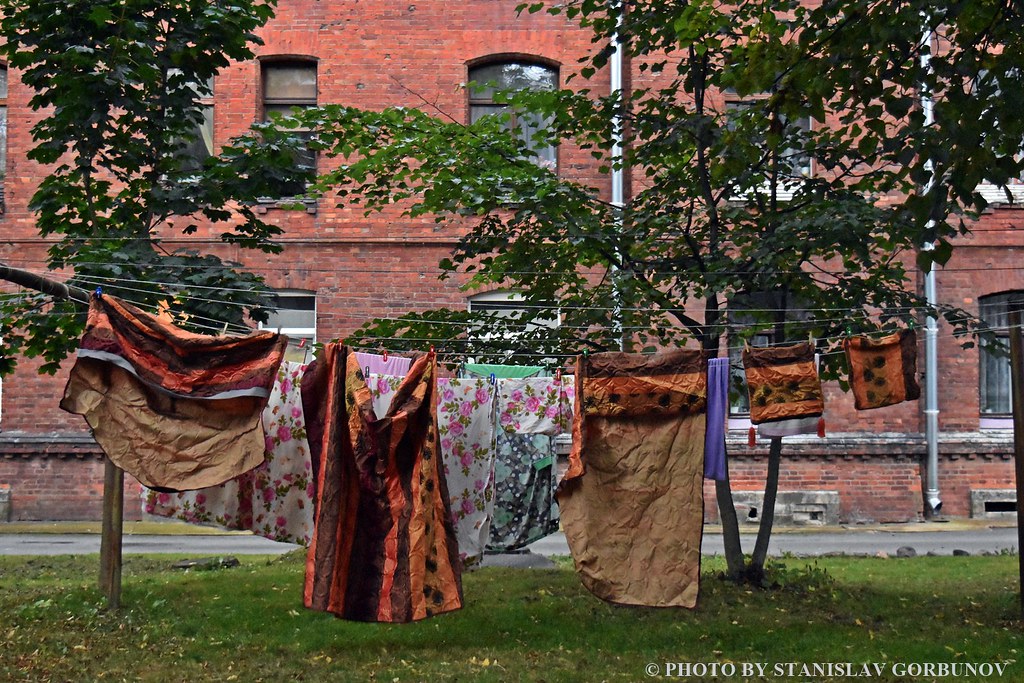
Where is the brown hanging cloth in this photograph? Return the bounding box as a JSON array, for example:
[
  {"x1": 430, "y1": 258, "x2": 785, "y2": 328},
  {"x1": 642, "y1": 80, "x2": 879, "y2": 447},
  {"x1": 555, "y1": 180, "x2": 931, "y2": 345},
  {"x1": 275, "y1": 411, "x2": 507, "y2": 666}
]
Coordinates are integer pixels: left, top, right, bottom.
[
  {"x1": 557, "y1": 349, "x2": 708, "y2": 609},
  {"x1": 844, "y1": 329, "x2": 921, "y2": 410},
  {"x1": 742, "y1": 341, "x2": 825, "y2": 445},
  {"x1": 60, "y1": 293, "x2": 286, "y2": 491}
]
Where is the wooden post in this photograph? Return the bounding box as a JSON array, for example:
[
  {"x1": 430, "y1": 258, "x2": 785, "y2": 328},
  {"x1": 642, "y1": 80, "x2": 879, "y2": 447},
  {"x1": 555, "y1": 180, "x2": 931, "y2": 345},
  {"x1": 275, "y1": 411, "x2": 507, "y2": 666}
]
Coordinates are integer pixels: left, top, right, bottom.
[
  {"x1": 1007, "y1": 306, "x2": 1024, "y2": 619},
  {"x1": 99, "y1": 458, "x2": 124, "y2": 610}
]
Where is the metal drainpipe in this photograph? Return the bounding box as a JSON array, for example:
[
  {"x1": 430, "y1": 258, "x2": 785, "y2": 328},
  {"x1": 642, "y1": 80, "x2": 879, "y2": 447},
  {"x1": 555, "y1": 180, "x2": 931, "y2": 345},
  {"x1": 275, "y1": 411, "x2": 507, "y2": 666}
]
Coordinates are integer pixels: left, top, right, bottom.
[
  {"x1": 920, "y1": 27, "x2": 942, "y2": 516},
  {"x1": 610, "y1": 2, "x2": 625, "y2": 351}
]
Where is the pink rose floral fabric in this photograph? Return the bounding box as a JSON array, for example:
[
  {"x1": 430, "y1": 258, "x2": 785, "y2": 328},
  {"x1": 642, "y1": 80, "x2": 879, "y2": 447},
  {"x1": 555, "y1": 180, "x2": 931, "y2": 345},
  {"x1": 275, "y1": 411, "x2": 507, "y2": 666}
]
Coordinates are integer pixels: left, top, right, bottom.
[
  {"x1": 435, "y1": 377, "x2": 497, "y2": 566},
  {"x1": 366, "y1": 372, "x2": 404, "y2": 419},
  {"x1": 488, "y1": 377, "x2": 575, "y2": 552},
  {"x1": 143, "y1": 361, "x2": 314, "y2": 545}
]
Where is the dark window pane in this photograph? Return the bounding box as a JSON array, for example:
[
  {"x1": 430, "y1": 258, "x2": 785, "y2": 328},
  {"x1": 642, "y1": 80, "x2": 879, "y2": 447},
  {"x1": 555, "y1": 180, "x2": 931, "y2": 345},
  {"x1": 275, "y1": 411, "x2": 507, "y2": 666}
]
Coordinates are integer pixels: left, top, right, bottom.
[
  {"x1": 978, "y1": 292, "x2": 1024, "y2": 414},
  {"x1": 468, "y1": 61, "x2": 557, "y2": 168},
  {"x1": 264, "y1": 64, "x2": 317, "y2": 103},
  {"x1": 262, "y1": 61, "x2": 317, "y2": 193}
]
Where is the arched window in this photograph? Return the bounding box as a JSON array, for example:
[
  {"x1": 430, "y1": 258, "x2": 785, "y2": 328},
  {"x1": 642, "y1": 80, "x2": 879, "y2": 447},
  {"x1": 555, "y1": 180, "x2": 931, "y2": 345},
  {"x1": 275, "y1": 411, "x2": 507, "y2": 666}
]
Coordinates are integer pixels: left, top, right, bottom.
[
  {"x1": 469, "y1": 61, "x2": 557, "y2": 169},
  {"x1": 262, "y1": 59, "x2": 317, "y2": 195},
  {"x1": 979, "y1": 291, "x2": 1024, "y2": 415}
]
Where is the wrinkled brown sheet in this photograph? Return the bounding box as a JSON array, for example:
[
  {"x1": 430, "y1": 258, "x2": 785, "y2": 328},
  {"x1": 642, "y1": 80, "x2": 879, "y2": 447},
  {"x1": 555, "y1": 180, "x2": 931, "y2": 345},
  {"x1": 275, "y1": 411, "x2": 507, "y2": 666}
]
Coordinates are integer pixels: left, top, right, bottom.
[
  {"x1": 844, "y1": 329, "x2": 920, "y2": 410},
  {"x1": 557, "y1": 350, "x2": 707, "y2": 609},
  {"x1": 62, "y1": 359, "x2": 268, "y2": 489},
  {"x1": 60, "y1": 294, "x2": 285, "y2": 490},
  {"x1": 742, "y1": 342, "x2": 823, "y2": 424}
]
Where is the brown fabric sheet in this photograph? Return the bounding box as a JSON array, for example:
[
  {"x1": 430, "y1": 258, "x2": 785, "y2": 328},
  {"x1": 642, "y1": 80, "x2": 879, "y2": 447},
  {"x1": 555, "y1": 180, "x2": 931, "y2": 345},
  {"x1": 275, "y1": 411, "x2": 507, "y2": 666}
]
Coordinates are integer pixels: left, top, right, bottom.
[
  {"x1": 302, "y1": 344, "x2": 462, "y2": 623},
  {"x1": 60, "y1": 295, "x2": 285, "y2": 490},
  {"x1": 558, "y1": 349, "x2": 707, "y2": 609},
  {"x1": 844, "y1": 329, "x2": 921, "y2": 410},
  {"x1": 742, "y1": 342, "x2": 823, "y2": 424}
]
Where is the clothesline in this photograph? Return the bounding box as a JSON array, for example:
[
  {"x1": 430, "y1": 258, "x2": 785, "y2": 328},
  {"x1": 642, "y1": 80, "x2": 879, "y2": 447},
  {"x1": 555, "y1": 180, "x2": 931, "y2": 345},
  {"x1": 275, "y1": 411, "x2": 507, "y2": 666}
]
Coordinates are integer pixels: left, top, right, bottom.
[
  {"x1": 8, "y1": 253, "x2": 1024, "y2": 276},
  {"x1": 0, "y1": 265, "x2": 1012, "y2": 362},
  {"x1": 8, "y1": 263, "x2": 960, "y2": 317}
]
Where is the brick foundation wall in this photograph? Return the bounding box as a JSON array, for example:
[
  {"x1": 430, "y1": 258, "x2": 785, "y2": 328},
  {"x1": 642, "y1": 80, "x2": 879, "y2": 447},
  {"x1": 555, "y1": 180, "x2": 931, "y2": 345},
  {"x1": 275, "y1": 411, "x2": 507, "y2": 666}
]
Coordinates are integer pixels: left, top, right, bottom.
[
  {"x1": 0, "y1": 433, "x2": 143, "y2": 521},
  {"x1": 0, "y1": 430, "x2": 1016, "y2": 523},
  {"x1": 701, "y1": 432, "x2": 1017, "y2": 524}
]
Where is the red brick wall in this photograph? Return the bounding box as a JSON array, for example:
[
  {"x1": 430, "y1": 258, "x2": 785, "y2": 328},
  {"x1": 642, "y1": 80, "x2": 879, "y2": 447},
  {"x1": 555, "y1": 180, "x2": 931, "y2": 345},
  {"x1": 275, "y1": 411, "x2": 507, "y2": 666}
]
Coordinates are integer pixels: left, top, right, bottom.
[
  {"x1": 0, "y1": 453, "x2": 144, "y2": 521},
  {"x1": 1, "y1": 1, "x2": 1023, "y2": 522}
]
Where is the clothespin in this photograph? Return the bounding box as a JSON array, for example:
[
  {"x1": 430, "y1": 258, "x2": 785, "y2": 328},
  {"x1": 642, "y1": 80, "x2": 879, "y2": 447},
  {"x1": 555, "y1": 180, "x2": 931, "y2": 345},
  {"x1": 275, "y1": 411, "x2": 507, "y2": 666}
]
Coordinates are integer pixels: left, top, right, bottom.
[
  {"x1": 489, "y1": 372, "x2": 497, "y2": 386},
  {"x1": 382, "y1": 349, "x2": 388, "y2": 362},
  {"x1": 554, "y1": 367, "x2": 562, "y2": 384},
  {"x1": 93, "y1": 287, "x2": 102, "y2": 299},
  {"x1": 429, "y1": 345, "x2": 435, "y2": 355},
  {"x1": 365, "y1": 365, "x2": 371, "y2": 378},
  {"x1": 298, "y1": 339, "x2": 306, "y2": 348}
]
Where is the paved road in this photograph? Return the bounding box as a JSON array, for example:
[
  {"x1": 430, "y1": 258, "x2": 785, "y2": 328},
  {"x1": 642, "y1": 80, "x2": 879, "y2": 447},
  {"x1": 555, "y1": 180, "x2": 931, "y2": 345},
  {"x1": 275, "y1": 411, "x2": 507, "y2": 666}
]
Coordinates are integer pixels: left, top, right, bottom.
[{"x1": 1, "y1": 526, "x2": 1018, "y2": 557}]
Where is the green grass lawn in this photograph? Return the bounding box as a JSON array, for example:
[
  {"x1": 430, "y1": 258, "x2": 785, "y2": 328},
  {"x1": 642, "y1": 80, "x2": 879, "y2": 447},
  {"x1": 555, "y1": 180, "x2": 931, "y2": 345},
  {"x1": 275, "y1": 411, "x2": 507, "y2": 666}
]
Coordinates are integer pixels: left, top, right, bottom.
[{"x1": 1, "y1": 552, "x2": 1021, "y2": 682}]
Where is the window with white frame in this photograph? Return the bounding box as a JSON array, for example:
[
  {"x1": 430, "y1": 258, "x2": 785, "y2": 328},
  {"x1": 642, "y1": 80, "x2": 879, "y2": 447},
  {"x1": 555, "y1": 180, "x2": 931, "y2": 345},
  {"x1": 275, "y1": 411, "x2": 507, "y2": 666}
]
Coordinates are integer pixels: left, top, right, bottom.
[
  {"x1": 726, "y1": 292, "x2": 813, "y2": 418},
  {"x1": 724, "y1": 93, "x2": 811, "y2": 198},
  {"x1": 971, "y1": 69, "x2": 1024, "y2": 204},
  {"x1": 467, "y1": 290, "x2": 559, "y2": 363},
  {"x1": 469, "y1": 61, "x2": 558, "y2": 170},
  {"x1": 978, "y1": 291, "x2": 1024, "y2": 416},
  {"x1": 259, "y1": 290, "x2": 316, "y2": 362}
]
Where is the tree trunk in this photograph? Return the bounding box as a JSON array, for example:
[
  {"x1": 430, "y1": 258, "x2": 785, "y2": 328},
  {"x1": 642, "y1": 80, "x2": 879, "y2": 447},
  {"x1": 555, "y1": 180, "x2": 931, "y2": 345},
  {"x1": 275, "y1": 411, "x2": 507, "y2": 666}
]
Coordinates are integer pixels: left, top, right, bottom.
[
  {"x1": 748, "y1": 436, "x2": 783, "y2": 583},
  {"x1": 715, "y1": 443, "x2": 745, "y2": 579}
]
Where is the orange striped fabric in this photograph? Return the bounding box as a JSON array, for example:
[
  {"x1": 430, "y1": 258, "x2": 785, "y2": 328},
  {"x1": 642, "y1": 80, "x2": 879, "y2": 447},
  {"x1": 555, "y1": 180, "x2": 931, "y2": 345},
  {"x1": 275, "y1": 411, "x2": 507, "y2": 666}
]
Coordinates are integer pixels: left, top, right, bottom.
[{"x1": 302, "y1": 344, "x2": 462, "y2": 623}]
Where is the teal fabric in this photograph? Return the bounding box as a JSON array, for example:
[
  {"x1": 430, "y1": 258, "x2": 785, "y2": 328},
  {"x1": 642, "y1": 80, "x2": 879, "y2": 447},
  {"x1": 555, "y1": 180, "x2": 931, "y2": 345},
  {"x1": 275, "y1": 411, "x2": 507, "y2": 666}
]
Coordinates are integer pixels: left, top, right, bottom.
[{"x1": 463, "y1": 363, "x2": 544, "y2": 379}]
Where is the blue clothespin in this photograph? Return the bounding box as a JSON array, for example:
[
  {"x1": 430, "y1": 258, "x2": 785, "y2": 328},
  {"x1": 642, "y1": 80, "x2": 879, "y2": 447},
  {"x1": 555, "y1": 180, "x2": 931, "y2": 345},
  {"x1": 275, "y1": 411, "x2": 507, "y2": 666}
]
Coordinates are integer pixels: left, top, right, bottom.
[
  {"x1": 489, "y1": 373, "x2": 496, "y2": 386},
  {"x1": 93, "y1": 287, "x2": 102, "y2": 299}
]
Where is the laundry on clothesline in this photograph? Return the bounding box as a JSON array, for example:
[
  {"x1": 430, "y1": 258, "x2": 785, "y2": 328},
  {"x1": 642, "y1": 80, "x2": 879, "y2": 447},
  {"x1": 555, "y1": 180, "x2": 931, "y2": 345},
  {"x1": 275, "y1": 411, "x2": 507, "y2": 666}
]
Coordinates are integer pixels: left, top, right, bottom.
[
  {"x1": 302, "y1": 344, "x2": 462, "y2": 623},
  {"x1": 559, "y1": 350, "x2": 708, "y2": 609},
  {"x1": 435, "y1": 376, "x2": 498, "y2": 566},
  {"x1": 704, "y1": 357, "x2": 729, "y2": 481},
  {"x1": 143, "y1": 360, "x2": 314, "y2": 545},
  {"x1": 844, "y1": 329, "x2": 921, "y2": 411},
  {"x1": 742, "y1": 341, "x2": 825, "y2": 446},
  {"x1": 488, "y1": 374, "x2": 574, "y2": 553},
  {"x1": 60, "y1": 293, "x2": 286, "y2": 491}
]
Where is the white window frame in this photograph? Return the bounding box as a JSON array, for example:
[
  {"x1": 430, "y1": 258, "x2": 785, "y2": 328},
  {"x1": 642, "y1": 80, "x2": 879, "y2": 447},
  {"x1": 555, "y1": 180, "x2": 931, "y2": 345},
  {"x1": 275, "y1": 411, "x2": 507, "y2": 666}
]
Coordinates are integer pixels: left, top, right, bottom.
[{"x1": 258, "y1": 290, "x2": 316, "y2": 361}]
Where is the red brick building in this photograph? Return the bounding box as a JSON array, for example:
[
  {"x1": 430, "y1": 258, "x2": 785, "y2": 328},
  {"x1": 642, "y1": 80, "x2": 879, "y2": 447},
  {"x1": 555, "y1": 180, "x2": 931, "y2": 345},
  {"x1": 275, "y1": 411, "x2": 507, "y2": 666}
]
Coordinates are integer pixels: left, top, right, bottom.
[{"x1": 0, "y1": 1, "x2": 1019, "y2": 525}]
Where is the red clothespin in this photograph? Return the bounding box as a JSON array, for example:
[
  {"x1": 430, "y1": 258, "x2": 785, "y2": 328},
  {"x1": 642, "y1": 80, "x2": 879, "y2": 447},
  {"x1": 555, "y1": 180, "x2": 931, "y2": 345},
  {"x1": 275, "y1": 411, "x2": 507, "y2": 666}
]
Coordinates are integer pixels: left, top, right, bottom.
[
  {"x1": 382, "y1": 349, "x2": 388, "y2": 362},
  {"x1": 298, "y1": 339, "x2": 306, "y2": 348},
  {"x1": 555, "y1": 368, "x2": 562, "y2": 384}
]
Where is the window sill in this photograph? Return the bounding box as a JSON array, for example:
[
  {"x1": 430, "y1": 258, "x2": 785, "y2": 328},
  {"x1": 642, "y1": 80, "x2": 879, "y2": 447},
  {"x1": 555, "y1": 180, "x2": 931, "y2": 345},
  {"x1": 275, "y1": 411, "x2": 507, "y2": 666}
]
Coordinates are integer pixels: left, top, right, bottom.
[
  {"x1": 255, "y1": 196, "x2": 318, "y2": 214},
  {"x1": 977, "y1": 183, "x2": 1024, "y2": 206},
  {"x1": 979, "y1": 416, "x2": 1013, "y2": 430},
  {"x1": 728, "y1": 416, "x2": 752, "y2": 431}
]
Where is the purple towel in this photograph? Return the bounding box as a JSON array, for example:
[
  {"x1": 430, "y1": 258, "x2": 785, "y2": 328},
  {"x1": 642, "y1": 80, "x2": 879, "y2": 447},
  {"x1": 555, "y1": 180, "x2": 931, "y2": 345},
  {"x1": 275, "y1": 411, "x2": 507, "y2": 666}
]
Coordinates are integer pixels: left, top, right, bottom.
[
  {"x1": 704, "y1": 357, "x2": 729, "y2": 480},
  {"x1": 354, "y1": 351, "x2": 412, "y2": 378}
]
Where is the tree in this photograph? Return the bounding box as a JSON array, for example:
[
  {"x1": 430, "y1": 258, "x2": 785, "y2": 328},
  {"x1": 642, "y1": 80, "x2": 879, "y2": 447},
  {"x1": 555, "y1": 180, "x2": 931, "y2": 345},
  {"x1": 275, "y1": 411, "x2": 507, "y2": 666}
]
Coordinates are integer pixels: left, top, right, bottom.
[
  {"x1": 233, "y1": 0, "x2": 1018, "y2": 584},
  {"x1": 0, "y1": 0, "x2": 311, "y2": 375}
]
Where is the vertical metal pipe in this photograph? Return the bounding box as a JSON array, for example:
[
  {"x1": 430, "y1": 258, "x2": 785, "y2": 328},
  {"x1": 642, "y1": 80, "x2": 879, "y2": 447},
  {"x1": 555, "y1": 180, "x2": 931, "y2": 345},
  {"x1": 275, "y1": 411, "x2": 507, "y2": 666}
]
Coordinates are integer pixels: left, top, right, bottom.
[
  {"x1": 920, "y1": 26, "x2": 942, "y2": 516},
  {"x1": 610, "y1": 2, "x2": 625, "y2": 350}
]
